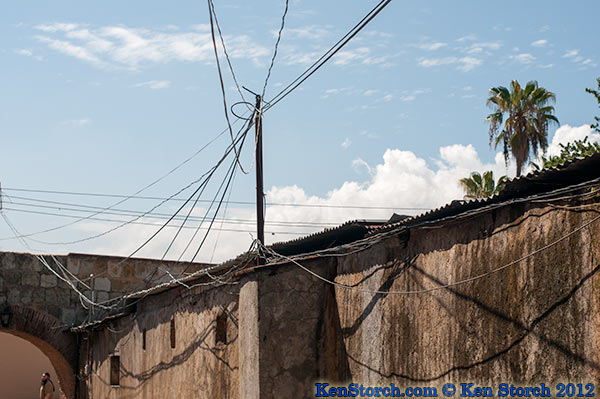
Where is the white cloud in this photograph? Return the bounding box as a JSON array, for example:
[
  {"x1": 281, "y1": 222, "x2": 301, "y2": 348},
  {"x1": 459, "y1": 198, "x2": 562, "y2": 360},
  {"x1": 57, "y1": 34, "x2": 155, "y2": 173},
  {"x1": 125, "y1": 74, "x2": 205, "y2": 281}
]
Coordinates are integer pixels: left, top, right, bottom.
[
  {"x1": 61, "y1": 118, "x2": 91, "y2": 127},
  {"x1": 332, "y1": 47, "x2": 390, "y2": 66},
  {"x1": 133, "y1": 80, "x2": 171, "y2": 89},
  {"x1": 281, "y1": 26, "x2": 331, "y2": 40},
  {"x1": 34, "y1": 22, "x2": 269, "y2": 69},
  {"x1": 510, "y1": 53, "x2": 536, "y2": 64},
  {"x1": 418, "y1": 42, "x2": 447, "y2": 51},
  {"x1": 546, "y1": 124, "x2": 600, "y2": 156},
  {"x1": 563, "y1": 49, "x2": 579, "y2": 58},
  {"x1": 35, "y1": 23, "x2": 78, "y2": 32},
  {"x1": 352, "y1": 158, "x2": 372, "y2": 175},
  {"x1": 15, "y1": 49, "x2": 33, "y2": 56},
  {"x1": 59, "y1": 143, "x2": 513, "y2": 263},
  {"x1": 341, "y1": 137, "x2": 352, "y2": 150},
  {"x1": 463, "y1": 41, "x2": 502, "y2": 55},
  {"x1": 531, "y1": 39, "x2": 547, "y2": 47},
  {"x1": 456, "y1": 34, "x2": 477, "y2": 42},
  {"x1": 419, "y1": 56, "x2": 482, "y2": 71},
  {"x1": 363, "y1": 89, "x2": 379, "y2": 96}
]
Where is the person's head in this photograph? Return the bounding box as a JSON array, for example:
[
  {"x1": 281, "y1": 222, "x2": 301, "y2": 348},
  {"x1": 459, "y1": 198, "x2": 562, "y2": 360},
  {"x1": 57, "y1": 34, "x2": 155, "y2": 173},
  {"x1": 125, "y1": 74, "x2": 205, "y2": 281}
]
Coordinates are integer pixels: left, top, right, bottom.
[{"x1": 41, "y1": 372, "x2": 50, "y2": 381}]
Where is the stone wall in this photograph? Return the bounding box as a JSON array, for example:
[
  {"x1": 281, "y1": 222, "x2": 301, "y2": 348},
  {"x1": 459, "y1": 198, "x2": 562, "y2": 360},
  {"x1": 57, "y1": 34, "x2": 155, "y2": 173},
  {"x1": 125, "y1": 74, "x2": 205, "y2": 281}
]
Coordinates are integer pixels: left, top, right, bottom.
[
  {"x1": 0, "y1": 251, "x2": 209, "y2": 399},
  {"x1": 0, "y1": 252, "x2": 208, "y2": 326}
]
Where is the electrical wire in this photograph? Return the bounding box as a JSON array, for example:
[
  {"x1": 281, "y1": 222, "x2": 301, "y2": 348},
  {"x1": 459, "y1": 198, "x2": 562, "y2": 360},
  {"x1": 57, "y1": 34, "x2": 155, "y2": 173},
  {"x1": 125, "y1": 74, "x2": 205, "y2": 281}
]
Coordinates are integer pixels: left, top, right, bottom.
[
  {"x1": 264, "y1": 0, "x2": 392, "y2": 112},
  {"x1": 208, "y1": 0, "x2": 247, "y2": 175},
  {"x1": 1, "y1": 188, "x2": 431, "y2": 211},
  {"x1": 262, "y1": 0, "x2": 289, "y2": 97},
  {"x1": 0, "y1": 201, "x2": 342, "y2": 229},
  {"x1": 0, "y1": 127, "x2": 232, "y2": 241},
  {"x1": 259, "y1": 206, "x2": 600, "y2": 295}
]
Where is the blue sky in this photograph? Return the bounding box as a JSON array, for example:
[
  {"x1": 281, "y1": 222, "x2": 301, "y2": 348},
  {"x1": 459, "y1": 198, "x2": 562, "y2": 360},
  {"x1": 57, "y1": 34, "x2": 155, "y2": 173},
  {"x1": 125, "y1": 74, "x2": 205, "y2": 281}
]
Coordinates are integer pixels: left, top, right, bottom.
[{"x1": 1, "y1": 0, "x2": 599, "y2": 262}]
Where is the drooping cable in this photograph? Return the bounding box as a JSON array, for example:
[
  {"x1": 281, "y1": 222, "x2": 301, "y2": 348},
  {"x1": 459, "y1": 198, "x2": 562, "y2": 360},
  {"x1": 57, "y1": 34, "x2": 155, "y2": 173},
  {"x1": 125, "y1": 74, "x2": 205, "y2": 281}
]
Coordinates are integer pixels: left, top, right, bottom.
[
  {"x1": 208, "y1": 0, "x2": 247, "y2": 174},
  {"x1": 264, "y1": 0, "x2": 392, "y2": 112},
  {"x1": 262, "y1": 0, "x2": 289, "y2": 97}
]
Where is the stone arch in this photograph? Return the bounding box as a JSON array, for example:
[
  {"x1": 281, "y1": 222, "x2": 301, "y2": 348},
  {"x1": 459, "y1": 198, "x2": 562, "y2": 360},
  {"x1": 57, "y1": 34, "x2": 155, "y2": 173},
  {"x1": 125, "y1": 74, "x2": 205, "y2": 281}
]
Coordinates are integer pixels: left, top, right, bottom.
[{"x1": 0, "y1": 305, "x2": 77, "y2": 399}]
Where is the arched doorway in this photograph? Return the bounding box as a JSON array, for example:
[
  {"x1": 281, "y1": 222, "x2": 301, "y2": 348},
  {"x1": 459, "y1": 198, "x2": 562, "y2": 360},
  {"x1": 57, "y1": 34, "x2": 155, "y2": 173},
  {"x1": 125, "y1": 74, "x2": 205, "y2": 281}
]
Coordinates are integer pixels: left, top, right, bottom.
[
  {"x1": 0, "y1": 306, "x2": 77, "y2": 399},
  {"x1": 0, "y1": 331, "x2": 59, "y2": 399}
]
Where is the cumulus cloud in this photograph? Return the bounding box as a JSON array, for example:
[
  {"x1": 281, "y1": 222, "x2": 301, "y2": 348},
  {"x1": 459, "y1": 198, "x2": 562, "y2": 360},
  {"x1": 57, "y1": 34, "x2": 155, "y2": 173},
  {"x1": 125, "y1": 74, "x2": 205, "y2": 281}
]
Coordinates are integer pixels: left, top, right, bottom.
[
  {"x1": 546, "y1": 124, "x2": 600, "y2": 156},
  {"x1": 56, "y1": 143, "x2": 512, "y2": 263},
  {"x1": 33, "y1": 22, "x2": 269, "y2": 69}
]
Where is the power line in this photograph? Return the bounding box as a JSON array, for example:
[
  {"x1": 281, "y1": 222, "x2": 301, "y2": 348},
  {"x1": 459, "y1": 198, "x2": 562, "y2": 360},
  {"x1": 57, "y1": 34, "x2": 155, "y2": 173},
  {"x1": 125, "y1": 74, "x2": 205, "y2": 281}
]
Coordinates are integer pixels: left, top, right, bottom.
[
  {"x1": 6, "y1": 118, "x2": 253, "y2": 246},
  {"x1": 2, "y1": 188, "x2": 430, "y2": 211},
  {"x1": 1, "y1": 199, "x2": 343, "y2": 227},
  {"x1": 0, "y1": 207, "x2": 306, "y2": 236},
  {"x1": 208, "y1": 0, "x2": 248, "y2": 175},
  {"x1": 265, "y1": 0, "x2": 392, "y2": 112},
  {"x1": 112, "y1": 120, "x2": 254, "y2": 262},
  {"x1": 262, "y1": 0, "x2": 289, "y2": 97}
]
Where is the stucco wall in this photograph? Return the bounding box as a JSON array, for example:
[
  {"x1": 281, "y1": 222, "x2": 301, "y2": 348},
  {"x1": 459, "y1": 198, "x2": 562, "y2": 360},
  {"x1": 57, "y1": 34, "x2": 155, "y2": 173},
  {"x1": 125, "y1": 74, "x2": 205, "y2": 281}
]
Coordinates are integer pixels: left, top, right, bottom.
[
  {"x1": 79, "y1": 192, "x2": 600, "y2": 398},
  {"x1": 334, "y1": 198, "x2": 600, "y2": 389},
  {"x1": 80, "y1": 283, "x2": 241, "y2": 399}
]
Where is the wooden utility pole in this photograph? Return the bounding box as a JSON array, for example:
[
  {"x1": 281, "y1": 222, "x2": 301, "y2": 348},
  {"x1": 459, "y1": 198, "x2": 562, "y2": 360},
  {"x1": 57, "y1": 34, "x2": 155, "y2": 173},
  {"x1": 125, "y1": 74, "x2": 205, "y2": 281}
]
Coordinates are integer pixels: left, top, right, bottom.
[{"x1": 254, "y1": 95, "x2": 265, "y2": 247}]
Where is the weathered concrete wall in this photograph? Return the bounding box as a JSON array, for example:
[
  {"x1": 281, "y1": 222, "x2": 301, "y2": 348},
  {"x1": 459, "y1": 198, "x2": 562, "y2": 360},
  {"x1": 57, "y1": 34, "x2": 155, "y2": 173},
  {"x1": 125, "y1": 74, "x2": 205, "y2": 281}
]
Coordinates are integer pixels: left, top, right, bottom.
[
  {"x1": 79, "y1": 193, "x2": 600, "y2": 398},
  {"x1": 334, "y1": 198, "x2": 600, "y2": 389},
  {"x1": 80, "y1": 283, "x2": 241, "y2": 399}
]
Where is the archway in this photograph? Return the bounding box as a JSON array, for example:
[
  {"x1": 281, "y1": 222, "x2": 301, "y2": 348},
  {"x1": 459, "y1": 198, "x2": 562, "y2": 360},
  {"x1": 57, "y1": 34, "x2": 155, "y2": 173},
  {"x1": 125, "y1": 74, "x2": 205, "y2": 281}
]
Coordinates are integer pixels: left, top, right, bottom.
[
  {"x1": 0, "y1": 306, "x2": 77, "y2": 399},
  {"x1": 0, "y1": 331, "x2": 59, "y2": 398}
]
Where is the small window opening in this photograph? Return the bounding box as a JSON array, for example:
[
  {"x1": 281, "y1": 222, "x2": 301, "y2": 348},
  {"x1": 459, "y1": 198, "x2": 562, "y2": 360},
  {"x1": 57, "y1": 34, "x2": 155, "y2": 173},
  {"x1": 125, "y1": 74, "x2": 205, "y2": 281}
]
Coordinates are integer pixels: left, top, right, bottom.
[
  {"x1": 142, "y1": 328, "x2": 147, "y2": 351},
  {"x1": 170, "y1": 317, "x2": 176, "y2": 349},
  {"x1": 110, "y1": 355, "x2": 120, "y2": 386},
  {"x1": 215, "y1": 311, "x2": 228, "y2": 345}
]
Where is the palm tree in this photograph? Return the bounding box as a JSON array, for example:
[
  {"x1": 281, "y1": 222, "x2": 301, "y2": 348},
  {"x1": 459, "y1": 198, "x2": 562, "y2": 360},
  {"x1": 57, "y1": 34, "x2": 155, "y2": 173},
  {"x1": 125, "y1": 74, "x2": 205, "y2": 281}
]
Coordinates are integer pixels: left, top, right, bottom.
[
  {"x1": 460, "y1": 171, "x2": 507, "y2": 200},
  {"x1": 486, "y1": 80, "x2": 559, "y2": 176}
]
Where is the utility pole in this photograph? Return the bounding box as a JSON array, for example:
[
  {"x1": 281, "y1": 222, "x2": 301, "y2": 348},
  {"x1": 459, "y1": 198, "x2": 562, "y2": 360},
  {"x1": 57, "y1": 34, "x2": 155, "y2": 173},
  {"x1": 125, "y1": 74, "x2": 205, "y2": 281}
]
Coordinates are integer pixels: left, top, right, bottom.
[{"x1": 254, "y1": 94, "x2": 265, "y2": 249}]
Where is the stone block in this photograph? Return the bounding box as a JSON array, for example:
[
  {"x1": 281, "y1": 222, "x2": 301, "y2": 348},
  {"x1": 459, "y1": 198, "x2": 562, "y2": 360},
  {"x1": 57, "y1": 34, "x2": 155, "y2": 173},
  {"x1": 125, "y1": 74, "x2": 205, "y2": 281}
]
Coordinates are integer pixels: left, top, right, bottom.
[
  {"x1": 22, "y1": 272, "x2": 40, "y2": 286},
  {"x1": 8, "y1": 288, "x2": 20, "y2": 303},
  {"x1": 4, "y1": 270, "x2": 21, "y2": 285},
  {"x1": 45, "y1": 289, "x2": 57, "y2": 303},
  {"x1": 2, "y1": 253, "x2": 16, "y2": 270},
  {"x1": 61, "y1": 308, "x2": 78, "y2": 326},
  {"x1": 31, "y1": 258, "x2": 42, "y2": 272},
  {"x1": 0, "y1": 295, "x2": 6, "y2": 305},
  {"x1": 32, "y1": 290, "x2": 45, "y2": 304},
  {"x1": 96, "y1": 291, "x2": 109, "y2": 304},
  {"x1": 107, "y1": 261, "x2": 122, "y2": 278},
  {"x1": 94, "y1": 277, "x2": 111, "y2": 292},
  {"x1": 20, "y1": 289, "x2": 32, "y2": 305},
  {"x1": 40, "y1": 274, "x2": 58, "y2": 288},
  {"x1": 67, "y1": 258, "x2": 80, "y2": 276},
  {"x1": 55, "y1": 289, "x2": 71, "y2": 306}
]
